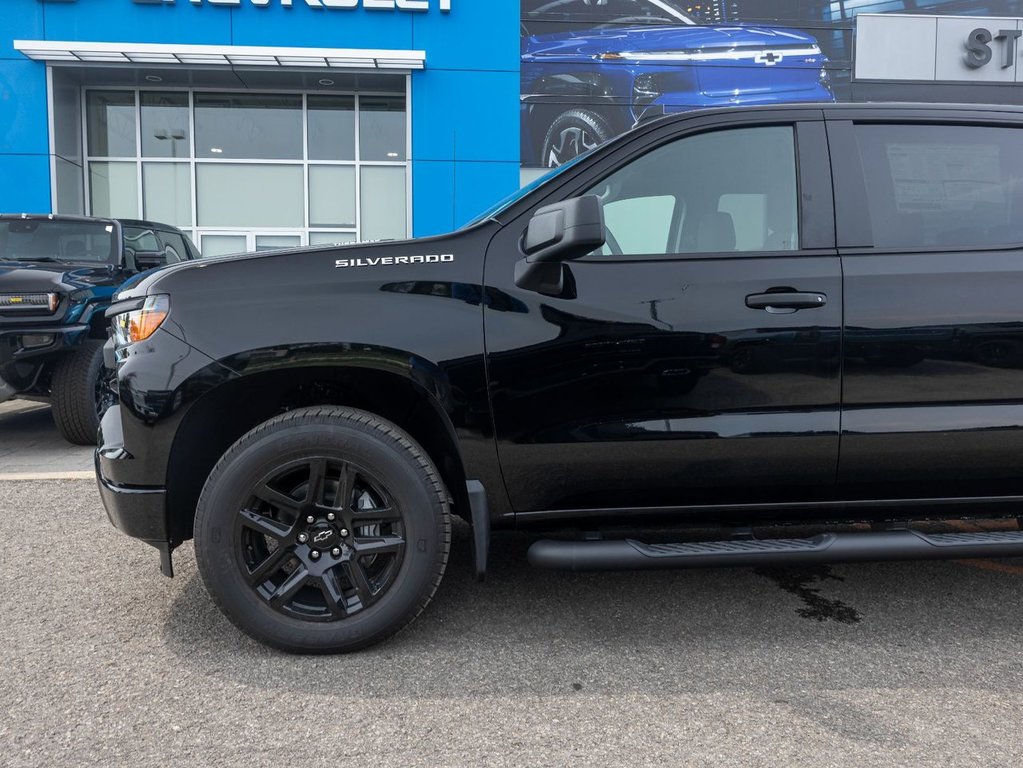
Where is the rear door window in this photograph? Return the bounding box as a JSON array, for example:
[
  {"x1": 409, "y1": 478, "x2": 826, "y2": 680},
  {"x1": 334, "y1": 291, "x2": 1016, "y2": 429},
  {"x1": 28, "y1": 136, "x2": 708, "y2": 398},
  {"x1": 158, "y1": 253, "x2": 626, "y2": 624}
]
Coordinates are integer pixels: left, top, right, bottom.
[{"x1": 855, "y1": 124, "x2": 1023, "y2": 249}]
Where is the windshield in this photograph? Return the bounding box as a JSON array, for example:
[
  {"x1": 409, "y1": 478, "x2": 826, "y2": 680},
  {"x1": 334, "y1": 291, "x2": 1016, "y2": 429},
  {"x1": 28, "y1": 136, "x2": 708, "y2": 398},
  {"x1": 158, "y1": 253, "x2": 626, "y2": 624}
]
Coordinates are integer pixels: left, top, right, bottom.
[
  {"x1": 0, "y1": 219, "x2": 117, "y2": 264},
  {"x1": 462, "y1": 152, "x2": 591, "y2": 228}
]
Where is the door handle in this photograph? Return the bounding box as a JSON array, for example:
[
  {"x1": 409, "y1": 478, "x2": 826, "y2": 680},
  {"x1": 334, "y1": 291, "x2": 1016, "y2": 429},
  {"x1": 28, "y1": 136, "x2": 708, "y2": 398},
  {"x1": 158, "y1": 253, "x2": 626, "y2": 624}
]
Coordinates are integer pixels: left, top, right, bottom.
[{"x1": 745, "y1": 291, "x2": 827, "y2": 313}]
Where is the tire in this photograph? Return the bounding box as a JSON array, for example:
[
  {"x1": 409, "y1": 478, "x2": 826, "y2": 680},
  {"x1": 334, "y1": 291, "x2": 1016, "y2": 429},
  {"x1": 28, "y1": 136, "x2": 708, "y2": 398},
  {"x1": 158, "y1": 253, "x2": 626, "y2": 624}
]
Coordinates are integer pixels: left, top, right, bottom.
[
  {"x1": 194, "y1": 406, "x2": 451, "y2": 654},
  {"x1": 541, "y1": 109, "x2": 613, "y2": 168},
  {"x1": 51, "y1": 339, "x2": 113, "y2": 445}
]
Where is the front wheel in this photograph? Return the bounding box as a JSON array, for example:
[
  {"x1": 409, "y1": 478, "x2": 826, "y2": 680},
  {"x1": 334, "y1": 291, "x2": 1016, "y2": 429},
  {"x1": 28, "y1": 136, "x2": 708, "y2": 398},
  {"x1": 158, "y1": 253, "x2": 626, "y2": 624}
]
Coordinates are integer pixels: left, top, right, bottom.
[
  {"x1": 194, "y1": 407, "x2": 450, "y2": 653},
  {"x1": 541, "y1": 109, "x2": 613, "y2": 168},
  {"x1": 51, "y1": 339, "x2": 115, "y2": 445}
]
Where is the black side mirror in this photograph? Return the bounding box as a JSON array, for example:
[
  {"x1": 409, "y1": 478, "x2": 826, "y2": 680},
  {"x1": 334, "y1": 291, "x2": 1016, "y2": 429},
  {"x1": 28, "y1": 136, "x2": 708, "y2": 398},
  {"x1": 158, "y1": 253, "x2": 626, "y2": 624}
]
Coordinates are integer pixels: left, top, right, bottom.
[
  {"x1": 522, "y1": 195, "x2": 605, "y2": 262},
  {"x1": 133, "y1": 250, "x2": 169, "y2": 272},
  {"x1": 516, "y1": 195, "x2": 605, "y2": 295}
]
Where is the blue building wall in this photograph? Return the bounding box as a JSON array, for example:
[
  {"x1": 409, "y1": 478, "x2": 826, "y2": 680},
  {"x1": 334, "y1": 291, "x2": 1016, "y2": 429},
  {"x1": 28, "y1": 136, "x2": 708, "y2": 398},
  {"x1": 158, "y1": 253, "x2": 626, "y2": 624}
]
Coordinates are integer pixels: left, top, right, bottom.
[
  {"x1": 0, "y1": 0, "x2": 520, "y2": 236},
  {"x1": 0, "y1": 0, "x2": 52, "y2": 214}
]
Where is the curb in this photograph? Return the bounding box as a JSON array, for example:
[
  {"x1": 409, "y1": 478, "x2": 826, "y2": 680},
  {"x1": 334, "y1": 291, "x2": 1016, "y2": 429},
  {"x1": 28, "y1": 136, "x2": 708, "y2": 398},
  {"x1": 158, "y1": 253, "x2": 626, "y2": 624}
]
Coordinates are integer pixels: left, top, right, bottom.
[{"x1": 0, "y1": 471, "x2": 95, "y2": 481}]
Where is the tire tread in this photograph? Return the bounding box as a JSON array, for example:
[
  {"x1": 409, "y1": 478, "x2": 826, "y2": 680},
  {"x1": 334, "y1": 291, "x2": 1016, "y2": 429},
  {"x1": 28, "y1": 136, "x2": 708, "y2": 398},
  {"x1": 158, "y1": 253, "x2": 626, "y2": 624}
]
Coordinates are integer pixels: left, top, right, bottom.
[
  {"x1": 50, "y1": 339, "x2": 105, "y2": 445},
  {"x1": 196, "y1": 406, "x2": 451, "y2": 653}
]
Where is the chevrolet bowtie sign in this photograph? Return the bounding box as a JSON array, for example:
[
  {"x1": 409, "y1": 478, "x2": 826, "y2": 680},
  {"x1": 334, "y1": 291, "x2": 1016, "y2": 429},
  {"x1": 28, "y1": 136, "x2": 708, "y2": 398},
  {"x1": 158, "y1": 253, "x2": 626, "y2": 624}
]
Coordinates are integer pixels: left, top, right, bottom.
[{"x1": 133, "y1": 0, "x2": 451, "y2": 9}]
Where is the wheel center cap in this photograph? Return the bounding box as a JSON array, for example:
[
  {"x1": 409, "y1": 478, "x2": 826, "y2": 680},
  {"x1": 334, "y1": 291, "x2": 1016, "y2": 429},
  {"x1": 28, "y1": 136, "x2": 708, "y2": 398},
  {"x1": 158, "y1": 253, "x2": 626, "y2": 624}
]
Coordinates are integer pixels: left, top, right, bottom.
[{"x1": 308, "y1": 525, "x2": 338, "y2": 550}]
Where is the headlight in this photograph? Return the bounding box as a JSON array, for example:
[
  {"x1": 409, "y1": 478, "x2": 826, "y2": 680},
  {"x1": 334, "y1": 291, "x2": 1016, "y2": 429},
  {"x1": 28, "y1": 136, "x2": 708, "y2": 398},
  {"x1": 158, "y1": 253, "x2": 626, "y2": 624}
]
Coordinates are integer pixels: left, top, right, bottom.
[
  {"x1": 113, "y1": 295, "x2": 169, "y2": 347},
  {"x1": 0, "y1": 292, "x2": 60, "y2": 312},
  {"x1": 819, "y1": 66, "x2": 831, "y2": 86}
]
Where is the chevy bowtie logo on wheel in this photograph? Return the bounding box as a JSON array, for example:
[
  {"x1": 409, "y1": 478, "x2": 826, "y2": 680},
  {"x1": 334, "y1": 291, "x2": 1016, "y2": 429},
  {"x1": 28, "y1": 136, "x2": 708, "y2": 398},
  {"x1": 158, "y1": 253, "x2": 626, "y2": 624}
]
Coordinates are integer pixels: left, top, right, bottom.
[{"x1": 313, "y1": 530, "x2": 333, "y2": 544}]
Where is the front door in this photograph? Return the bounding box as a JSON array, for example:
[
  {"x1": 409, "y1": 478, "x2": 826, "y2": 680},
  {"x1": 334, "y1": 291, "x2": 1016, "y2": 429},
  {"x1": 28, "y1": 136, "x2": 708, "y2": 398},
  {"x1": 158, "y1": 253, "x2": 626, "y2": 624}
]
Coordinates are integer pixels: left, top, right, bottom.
[{"x1": 484, "y1": 115, "x2": 842, "y2": 517}]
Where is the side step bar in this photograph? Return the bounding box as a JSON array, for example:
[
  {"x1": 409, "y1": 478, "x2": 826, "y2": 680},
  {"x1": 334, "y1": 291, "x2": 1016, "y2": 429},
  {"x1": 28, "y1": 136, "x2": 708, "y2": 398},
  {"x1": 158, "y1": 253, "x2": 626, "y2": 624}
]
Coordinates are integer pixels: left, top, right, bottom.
[{"x1": 528, "y1": 530, "x2": 1023, "y2": 571}]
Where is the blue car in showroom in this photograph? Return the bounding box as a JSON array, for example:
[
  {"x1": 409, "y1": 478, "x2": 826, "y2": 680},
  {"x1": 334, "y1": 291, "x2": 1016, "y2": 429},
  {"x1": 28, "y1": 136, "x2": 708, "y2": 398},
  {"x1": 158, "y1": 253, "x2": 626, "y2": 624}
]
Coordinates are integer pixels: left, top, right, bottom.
[{"x1": 521, "y1": 0, "x2": 835, "y2": 166}]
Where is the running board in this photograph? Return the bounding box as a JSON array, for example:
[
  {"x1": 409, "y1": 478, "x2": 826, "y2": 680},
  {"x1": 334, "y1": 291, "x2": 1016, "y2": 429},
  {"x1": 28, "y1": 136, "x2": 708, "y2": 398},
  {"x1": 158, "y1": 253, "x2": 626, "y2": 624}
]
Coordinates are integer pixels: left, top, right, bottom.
[{"x1": 527, "y1": 530, "x2": 1023, "y2": 571}]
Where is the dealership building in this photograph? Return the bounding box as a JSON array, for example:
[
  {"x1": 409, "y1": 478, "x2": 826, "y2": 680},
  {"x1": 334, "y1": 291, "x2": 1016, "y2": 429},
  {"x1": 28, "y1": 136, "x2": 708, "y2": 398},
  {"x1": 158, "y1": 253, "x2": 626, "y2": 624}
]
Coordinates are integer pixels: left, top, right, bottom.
[
  {"x1": 2, "y1": 0, "x2": 1023, "y2": 255},
  {"x1": 0, "y1": 0, "x2": 518, "y2": 255}
]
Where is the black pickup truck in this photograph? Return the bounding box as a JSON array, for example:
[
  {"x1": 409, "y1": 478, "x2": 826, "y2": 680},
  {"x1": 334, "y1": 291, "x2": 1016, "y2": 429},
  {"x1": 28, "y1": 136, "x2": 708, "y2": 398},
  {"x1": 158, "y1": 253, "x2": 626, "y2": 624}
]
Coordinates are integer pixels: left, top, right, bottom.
[
  {"x1": 98, "y1": 103, "x2": 1023, "y2": 653},
  {"x1": 0, "y1": 215, "x2": 198, "y2": 444}
]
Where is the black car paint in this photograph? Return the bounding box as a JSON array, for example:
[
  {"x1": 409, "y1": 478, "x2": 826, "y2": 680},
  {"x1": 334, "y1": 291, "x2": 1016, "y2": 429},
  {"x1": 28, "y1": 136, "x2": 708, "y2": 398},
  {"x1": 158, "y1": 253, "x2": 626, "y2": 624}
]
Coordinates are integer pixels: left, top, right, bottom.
[{"x1": 97, "y1": 103, "x2": 1023, "y2": 566}]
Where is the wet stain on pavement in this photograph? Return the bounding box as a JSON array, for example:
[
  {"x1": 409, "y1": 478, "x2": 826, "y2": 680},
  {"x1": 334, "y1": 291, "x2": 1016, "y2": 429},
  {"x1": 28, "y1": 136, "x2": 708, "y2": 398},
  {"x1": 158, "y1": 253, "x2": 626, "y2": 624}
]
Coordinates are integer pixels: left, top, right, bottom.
[{"x1": 755, "y1": 565, "x2": 862, "y2": 624}]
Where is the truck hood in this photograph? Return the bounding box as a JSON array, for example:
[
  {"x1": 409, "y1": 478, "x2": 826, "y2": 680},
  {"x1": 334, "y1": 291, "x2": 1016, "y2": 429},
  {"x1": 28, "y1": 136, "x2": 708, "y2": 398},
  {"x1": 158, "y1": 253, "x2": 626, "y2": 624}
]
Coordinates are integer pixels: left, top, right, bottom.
[
  {"x1": 0, "y1": 261, "x2": 119, "y2": 294},
  {"x1": 524, "y1": 24, "x2": 820, "y2": 58},
  {"x1": 116, "y1": 233, "x2": 480, "y2": 301}
]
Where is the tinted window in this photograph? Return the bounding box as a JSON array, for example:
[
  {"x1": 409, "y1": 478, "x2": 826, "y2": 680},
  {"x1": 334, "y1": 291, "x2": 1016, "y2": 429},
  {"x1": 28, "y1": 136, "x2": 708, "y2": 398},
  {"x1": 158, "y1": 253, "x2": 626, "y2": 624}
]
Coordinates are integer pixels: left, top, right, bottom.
[
  {"x1": 123, "y1": 226, "x2": 160, "y2": 254},
  {"x1": 157, "y1": 231, "x2": 190, "y2": 264},
  {"x1": 585, "y1": 125, "x2": 799, "y2": 256},
  {"x1": 856, "y1": 124, "x2": 1023, "y2": 249}
]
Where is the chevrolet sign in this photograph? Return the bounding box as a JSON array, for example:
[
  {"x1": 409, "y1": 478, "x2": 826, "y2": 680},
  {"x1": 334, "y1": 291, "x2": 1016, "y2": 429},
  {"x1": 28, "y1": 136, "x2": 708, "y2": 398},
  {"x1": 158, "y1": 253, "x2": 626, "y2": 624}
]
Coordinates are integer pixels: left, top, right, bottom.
[{"x1": 134, "y1": 0, "x2": 451, "y2": 9}]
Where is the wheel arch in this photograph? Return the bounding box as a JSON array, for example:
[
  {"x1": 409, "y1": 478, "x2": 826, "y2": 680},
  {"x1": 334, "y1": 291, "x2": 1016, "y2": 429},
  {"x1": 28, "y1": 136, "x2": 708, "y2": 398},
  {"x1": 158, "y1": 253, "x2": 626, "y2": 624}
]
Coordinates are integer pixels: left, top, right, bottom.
[{"x1": 165, "y1": 357, "x2": 470, "y2": 546}]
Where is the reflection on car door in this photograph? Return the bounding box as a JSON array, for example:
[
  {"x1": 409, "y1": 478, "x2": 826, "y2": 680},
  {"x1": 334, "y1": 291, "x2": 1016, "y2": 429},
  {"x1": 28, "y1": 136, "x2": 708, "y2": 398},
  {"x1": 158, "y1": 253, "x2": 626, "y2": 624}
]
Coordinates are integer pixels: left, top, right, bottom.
[
  {"x1": 484, "y1": 114, "x2": 842, "y2": 518},
  {"x1": 830, "y1": 114, "x2": 1023, "y2": 500}
]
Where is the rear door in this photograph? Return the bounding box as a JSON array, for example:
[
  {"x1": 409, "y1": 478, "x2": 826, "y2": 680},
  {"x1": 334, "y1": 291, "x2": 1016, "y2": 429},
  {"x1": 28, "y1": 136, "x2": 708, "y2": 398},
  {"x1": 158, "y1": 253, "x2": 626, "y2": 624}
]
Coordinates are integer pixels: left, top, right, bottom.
[
  {"x1": 828, "y1": 110, "x2": 1023, "y2": 500},
  {"x1": 484, "y1": 110, "x2": 843, "y2": 517}
]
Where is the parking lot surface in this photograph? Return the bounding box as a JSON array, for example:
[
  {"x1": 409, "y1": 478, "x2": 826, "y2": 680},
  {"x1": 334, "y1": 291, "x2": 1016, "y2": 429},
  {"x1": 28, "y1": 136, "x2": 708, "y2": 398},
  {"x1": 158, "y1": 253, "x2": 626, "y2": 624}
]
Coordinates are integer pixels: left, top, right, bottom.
[
  {"x1": 0, "y1": 401, "x2": 92, "y2": 477},
  {"x1": 3, "y1": 403, "x2": 1023, "y2": 766}
]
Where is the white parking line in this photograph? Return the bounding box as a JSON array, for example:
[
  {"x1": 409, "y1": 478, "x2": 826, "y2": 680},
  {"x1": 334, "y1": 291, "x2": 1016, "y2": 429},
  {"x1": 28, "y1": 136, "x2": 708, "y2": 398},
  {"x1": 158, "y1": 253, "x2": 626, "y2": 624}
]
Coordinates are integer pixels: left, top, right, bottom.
[{"x1": 0, "y1": 472, "x2": 95, "y2": 481}]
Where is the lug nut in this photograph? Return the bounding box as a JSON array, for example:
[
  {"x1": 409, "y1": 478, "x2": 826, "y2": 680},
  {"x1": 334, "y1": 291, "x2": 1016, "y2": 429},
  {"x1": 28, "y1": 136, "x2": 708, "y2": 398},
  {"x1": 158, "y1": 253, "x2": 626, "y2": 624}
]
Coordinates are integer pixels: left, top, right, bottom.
[
  {"x1": 339, "y1": 528, "x2": 349, "y2": 538},
  {"x1": 306, "y1": 515, "x2": 316, "y2": 524},
  {"x1": 331, "y1": 547, "x2": 342, "y2": 557},
  {"x1": 327, "y1": 512, "x2": 336, "y2": 521},
  {"x1": 310, "y1": 550, "x2": 320, "y2": 560},
  {"x1": 297, "y1": 533, "x2": 308, "y2": 544}
]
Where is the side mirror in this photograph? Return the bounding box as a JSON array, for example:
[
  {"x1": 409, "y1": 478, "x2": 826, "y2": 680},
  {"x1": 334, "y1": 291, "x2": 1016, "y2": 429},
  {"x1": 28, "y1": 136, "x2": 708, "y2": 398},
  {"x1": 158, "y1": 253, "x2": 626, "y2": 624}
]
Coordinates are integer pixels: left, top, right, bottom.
[
  {"x1": 133, "y1": 250, "x2": 169, "y2": 272},
  {"x1": 516, "y1": 195, "x2": 605, "y2": 296},
  {"x1": 522, "y1": 195, "x2": 605, "y2": 263}
]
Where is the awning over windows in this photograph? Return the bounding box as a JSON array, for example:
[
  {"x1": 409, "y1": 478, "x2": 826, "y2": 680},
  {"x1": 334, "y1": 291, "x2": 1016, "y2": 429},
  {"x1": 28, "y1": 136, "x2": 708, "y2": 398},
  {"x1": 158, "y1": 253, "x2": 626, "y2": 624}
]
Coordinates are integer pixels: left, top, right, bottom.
[{"x1": 13, "y1": 40, "x2": 426, "y2": 70}]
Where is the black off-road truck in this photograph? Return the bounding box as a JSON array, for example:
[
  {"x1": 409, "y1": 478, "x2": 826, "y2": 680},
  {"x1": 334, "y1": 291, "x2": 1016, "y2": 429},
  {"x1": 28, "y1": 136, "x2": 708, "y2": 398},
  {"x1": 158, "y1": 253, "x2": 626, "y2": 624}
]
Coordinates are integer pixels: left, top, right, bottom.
[
  {"x1": 0, "y1": 215, "x2": 198, "y2": 444},
  {"x1": 98, "y1": 104, "x2": 1023, "y2": 653}
]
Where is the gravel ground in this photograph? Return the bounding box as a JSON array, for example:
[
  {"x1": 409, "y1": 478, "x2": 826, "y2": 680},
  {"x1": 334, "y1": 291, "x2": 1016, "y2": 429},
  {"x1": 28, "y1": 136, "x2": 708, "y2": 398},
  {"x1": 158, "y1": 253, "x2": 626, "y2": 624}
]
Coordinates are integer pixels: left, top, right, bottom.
[{"x1": 2, "y1": 479, "x2": 1023, "y2": 767}]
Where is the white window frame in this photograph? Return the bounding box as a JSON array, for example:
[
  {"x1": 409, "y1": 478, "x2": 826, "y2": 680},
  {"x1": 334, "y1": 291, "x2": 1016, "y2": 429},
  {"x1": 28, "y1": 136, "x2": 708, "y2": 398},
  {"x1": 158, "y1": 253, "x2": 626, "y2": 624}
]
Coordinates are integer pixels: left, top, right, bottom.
[{"x1": 79, "y1": 82, "x2": 413, "y2": 250}]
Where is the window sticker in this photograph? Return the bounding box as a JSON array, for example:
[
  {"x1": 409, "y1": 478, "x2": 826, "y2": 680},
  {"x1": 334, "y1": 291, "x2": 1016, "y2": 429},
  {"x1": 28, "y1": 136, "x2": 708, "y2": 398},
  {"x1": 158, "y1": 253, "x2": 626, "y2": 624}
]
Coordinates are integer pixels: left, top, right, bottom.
[{"x1": 885, "y1": 143, "x2": 1004, "y2": 212}]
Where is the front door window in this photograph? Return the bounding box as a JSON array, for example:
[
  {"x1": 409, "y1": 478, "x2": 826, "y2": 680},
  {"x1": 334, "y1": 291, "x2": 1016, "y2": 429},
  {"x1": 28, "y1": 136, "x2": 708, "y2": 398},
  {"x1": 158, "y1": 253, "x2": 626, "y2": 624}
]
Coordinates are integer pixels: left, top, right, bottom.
[{"x1": 585, "y1": 125, "x2": 800, "y2": 256}]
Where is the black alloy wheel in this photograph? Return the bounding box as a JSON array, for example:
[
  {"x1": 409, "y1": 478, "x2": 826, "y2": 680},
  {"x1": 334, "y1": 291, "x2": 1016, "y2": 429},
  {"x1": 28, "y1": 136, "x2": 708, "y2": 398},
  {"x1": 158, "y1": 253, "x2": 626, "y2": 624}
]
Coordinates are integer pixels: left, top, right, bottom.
[
  {"x1": 237, "y1": 456, "x2": 405, "y2": 622},
  {"x1": 96, "y1": 364, "x2": 118, "y2": 419},
  {"x1": 194, "y1": 407, "x2": 450, "y2": 653}
]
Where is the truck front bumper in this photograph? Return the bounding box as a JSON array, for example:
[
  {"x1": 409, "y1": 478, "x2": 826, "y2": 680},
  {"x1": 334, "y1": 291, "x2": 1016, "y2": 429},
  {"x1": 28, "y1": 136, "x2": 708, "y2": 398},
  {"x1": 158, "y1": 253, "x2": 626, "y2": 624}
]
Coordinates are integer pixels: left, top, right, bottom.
[
  {"x1": 95, "y1": 404, "x2": 173, "y2": 574},
  {"x1": 0, "y1": 322, "x2": 89, "y2": 393}
]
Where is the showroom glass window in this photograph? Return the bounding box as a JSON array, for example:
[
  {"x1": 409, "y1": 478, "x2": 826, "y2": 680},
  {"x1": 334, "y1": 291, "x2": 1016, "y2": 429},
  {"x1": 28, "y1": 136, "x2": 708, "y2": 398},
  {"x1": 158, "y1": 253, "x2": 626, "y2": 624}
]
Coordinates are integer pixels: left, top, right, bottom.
[
  {"x1": 84, "y1": 89, "x2": 409, "y2": 256},
  {"x1": 584, "y1": 126, "x2": 799, "y2": 256},
  {"x1": 855, "y1": 124, "x2": 1023, "y2": 249}
]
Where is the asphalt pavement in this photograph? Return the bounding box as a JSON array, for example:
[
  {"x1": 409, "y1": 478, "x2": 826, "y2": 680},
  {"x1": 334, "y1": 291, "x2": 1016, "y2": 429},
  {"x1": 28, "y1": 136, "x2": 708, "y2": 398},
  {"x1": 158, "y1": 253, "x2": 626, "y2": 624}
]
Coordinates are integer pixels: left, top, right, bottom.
[{"x1": 2, "y1": 404, "x2": 1023, "y2": 766}]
